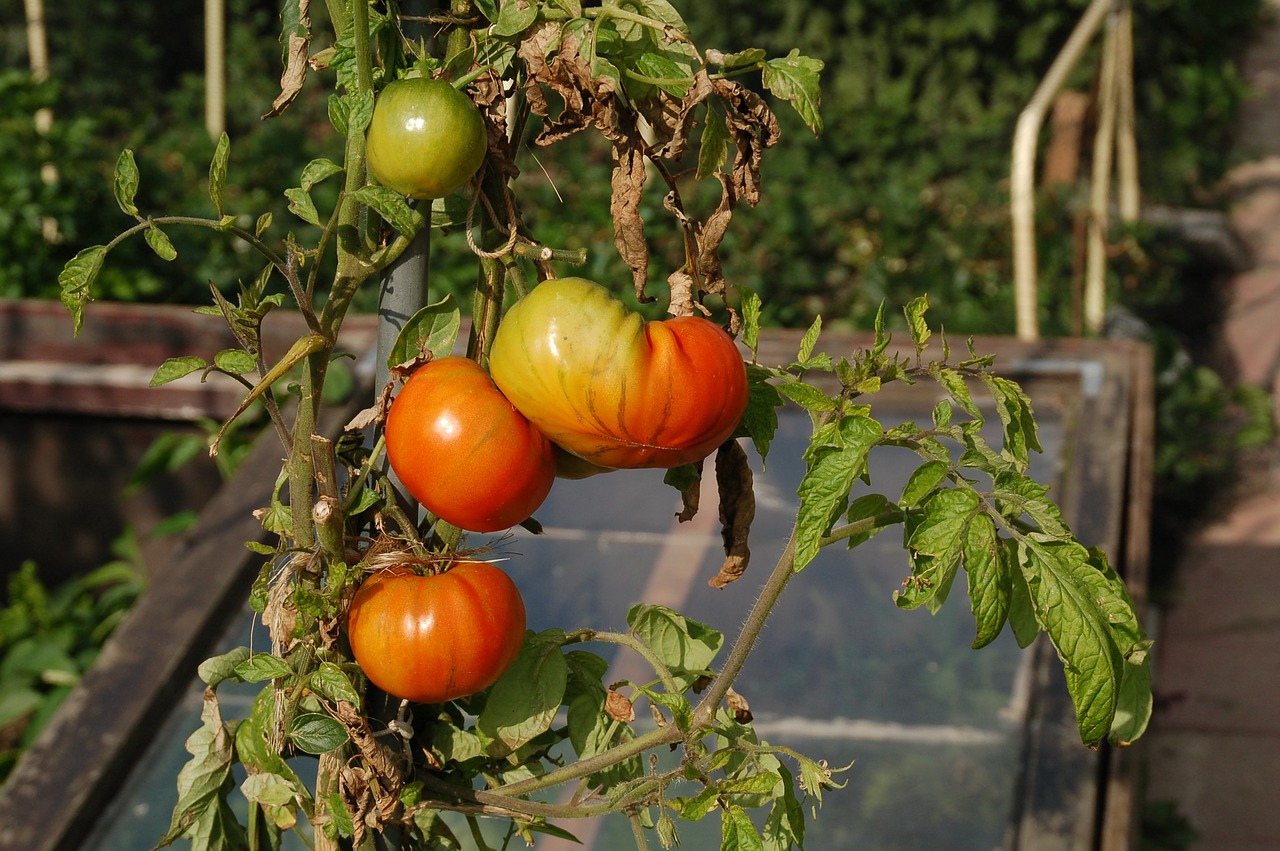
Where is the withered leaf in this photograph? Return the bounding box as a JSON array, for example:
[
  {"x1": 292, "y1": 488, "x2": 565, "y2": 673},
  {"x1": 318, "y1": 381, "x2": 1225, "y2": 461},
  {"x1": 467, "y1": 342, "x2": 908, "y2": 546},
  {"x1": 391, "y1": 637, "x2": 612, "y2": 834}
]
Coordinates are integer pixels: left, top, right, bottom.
[
  {"x1": 710, "y1": 439, "x2": 755, "y2": 588},
  {"x1": 711, "y1": 79, "x2": 781, "y2": 206},
  {"x1": 666, "y1": 70, "x2": 716, "y2": 161},
  {"x1": 262, "y1": 32, "x2": 311, "y2": 120},
  {"x1": 726, "y1": 687, "x2": 753, "y2": 724},
  {"x1": 605, "y1": 688, "x2": 636, "y2": 723},
  {"x1": 611, "y1": 136, "x2": 651, "y2": 300}
]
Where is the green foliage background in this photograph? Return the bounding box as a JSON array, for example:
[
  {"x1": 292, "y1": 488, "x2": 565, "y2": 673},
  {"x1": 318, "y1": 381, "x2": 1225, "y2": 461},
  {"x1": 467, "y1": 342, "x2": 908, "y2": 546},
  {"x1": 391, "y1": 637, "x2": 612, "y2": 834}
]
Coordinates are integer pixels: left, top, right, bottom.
[{"x1": 0, "y1": 0, "x2": 1265, "y2": 331}]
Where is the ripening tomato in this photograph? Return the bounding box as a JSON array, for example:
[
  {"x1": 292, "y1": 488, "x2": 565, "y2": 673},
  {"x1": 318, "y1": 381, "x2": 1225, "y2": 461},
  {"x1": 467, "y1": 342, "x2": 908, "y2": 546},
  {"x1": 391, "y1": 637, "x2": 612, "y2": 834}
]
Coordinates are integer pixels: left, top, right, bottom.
[
  {"x1": 365, "y1": 76, "x2": 487, "y2": 199},
  {"x1": 488, "y1": 277, "x2": 749, "y2": 469},
  {"x1": 346, "y1": 561, "x2": 526, "y2": 704},
  {"x1": 385, "y1": 356, "x2": 556, "y2": 532}
]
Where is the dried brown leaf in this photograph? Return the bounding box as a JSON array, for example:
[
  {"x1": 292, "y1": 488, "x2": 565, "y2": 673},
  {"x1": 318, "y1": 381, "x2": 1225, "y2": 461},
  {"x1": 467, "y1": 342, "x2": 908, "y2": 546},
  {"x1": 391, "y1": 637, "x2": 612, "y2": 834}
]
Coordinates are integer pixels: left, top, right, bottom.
[
  {"x1": 711, "y1": 79, "x2": 781, "y2": 206},
  {"x1": 262, "y1": 31, "x2": 311, "y2": 120},
  {"x1": 665, "y1": 70, "x2": 716, "y2": 161},
  {"x1": 611, "y1": 137, "x2": 651, "y2": 300},
  {"x1": 605, "y1": 688, "x2": 636, "y2": 723},
  {"x1": 710, "y1": 440, "x2": 754, "y2": 588},
  {"x1": 726, "y1": 687, "x2": 753, "y2": 724},
  {"x1": 667, "y1": 268, "x2": 696, "y2": 318}
]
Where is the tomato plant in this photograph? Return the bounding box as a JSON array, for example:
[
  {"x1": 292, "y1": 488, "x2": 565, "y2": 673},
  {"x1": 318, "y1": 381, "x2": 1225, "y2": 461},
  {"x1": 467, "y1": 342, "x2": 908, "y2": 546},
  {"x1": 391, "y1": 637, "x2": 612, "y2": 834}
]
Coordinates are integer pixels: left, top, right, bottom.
[
  {"x1": 53, "y1": 1, "x2": 1154, "y2": 849},
  {"x1": 365, "y1": 75, "x2": 486, "y2": 200},
  {"x1": 490, "y1": 277, "x2": 749, "y2": 469},
  {"x1": 385, "y1": 356, "x2": 556, "y2": 533},
  {"x1": 346, "y1": 560, "x2": 526, "y2": 705}
]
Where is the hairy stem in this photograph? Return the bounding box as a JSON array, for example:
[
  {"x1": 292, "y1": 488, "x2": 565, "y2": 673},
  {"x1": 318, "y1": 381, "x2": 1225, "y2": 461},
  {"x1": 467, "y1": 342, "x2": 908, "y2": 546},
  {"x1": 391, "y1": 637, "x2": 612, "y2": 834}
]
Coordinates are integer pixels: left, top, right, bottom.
[
  {"x1": 692, "y1": 523, "x2": 800, "y2": 727},
  {"x1": 564, "y1": 629, "x2": 683, "y2": 697},
  {"x1": 628, "y1": 808, "x2": 652, "y2": 850}
]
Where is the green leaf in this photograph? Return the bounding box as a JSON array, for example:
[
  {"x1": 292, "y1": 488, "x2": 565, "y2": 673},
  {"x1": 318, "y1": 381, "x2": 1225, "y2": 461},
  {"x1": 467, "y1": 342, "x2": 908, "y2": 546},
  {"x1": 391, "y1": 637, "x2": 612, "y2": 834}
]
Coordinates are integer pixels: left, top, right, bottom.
[
  {"x1": 762, "y1": 762, "x2": 805, "y2": 850},
  {"x1": 992, "y1": 471, "x2": 1070, "y2": 539},
  {"x1": 159, "y1": 690, "x2": 247, "y2": 849},
  {"x1": 761, "y1": 49, "x2": 824, "y2": 135},
  {"x1": 477, "y1": 630, "x2": 568, "y2": 757},
  {"x1": 388, "y1": 295, "x2": 462, "y2": 369},
  {"x1": 1087, "y1": 548, "x2": 1153, "y2": 746},
  {"x1": 309, "y1": 662, "x2": 361, "y2": 706},
  {"x1": 235, "y1": 689, "x2": 299, "y2": 778},
  {"x1": 114, "y1": 149, "x2": 140, "y2": 217},
  {"x1": 213, "y1": 348, "x2": 258, "y2": 376},
  {"x1": 150, "y1": 356, "x2": 208, "y2": 387},
  {"x1": 796, "y1": 315, "x2": 822, "y2": 364},
  {"x1": 1112, "y1": 652, "x2": 1153, "y2": 746},
  {"x1": 430, "y1": 720, "x2": 488, "y2": 764},
  {"x1": 709, "y1": 47, "x2": 767, "y2": 69},
  {"x1": 676, "y1": 787, "x2": 721, "y2": 821},
  {"x1": 627, "y1": 604, "x2": 724, "y2": 686},
  {"x1": 198, "y1": 647, "x2": 252, "y2": 687},
  {"x1": 1006, "y1": 550, "x2": 1039, "y2": 648},
  {"x1": 288, "y1": 712, "x2": 350, "y2": 754},
  {"x1": 794, "y1": 414, "x2": 882, "y2": 570},
  {"x1": 494, "y1": 0, "x2": 537, "y2": 36},
  {"x1": 300, "y1": 157, "x2": 343, "y2": 191},
  {"x1": 346, "y1": 90, "x2": 375, "y2": 135},
  {"x1": 721, "y1": 804, "x2": 765, "y2": 851},
  {"x1": 144, "y1": 224, "x2": 178, "y2": 261},
  {"x1": 1018, "y1": 538, "x2": 1126, "y2": 746},
  {"x1": 775, "y1": 379, "x2": 837, "y2": 413},
  {"x1": 904, "y1": 295, "x2": 930, "y2": 354},
  {"x1": 739, "y1": 365, "x2": 782, "y2": 463},
  {"x1": 241, "y1": 773, "x2": 299, "y2": 830},
  {"x1": 737, "y1": 286, "x2": 761, "y2": 357},
  {"x1": 254, "y1": 212, "x2": 272, "y2": 237},
  {"x1": 982, "y1": 374, "x2": 1043, "y2": 467},
  {"x1": 900, "y1": 459, "x2": 949, "y2": 508},
  {"x1": 352, "y1": 184, "x2": 424, "y2": 236},
  {"x1": 284, "y1": 187, "x2": 322, "y2": 226},
  {"x1": 929, "y1": 366, "x2": 981, "y2": 421},
  {"x1": 632, "y1": 51, "x2": 692, "y2": 97},
  {"x1": 324, "y1": 792, "x2": 354, "y2": 839},
  {"x1": 841, "y1": 493, "x2": 899, "y2": 548},
  {"x1": 58, "y1": 245, "x2": 108, "y2": 336},
  {"x1": 697, "y1": 104, "x2": 731, "y2": 180},
  {"x1": 964, "y1": 512, "x2": 1009, "y2": 649},
  {"x1": 897, "y1": 487, "x2": 982, "y2": 612},
  {"x1": 208, "y1": 132, "x2": 230, "y2": 215},
  {"x1": 233, "y1": 652, "x2": 293, "y2": 683}
]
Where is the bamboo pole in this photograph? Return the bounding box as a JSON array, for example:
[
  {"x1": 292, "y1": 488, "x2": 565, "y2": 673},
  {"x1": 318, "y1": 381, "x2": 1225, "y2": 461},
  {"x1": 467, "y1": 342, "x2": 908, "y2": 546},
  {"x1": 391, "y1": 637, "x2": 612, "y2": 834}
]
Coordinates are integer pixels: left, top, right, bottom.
[
  {"x1": 1085, "y1": 10, "x2": 1121, "y2": 335},
  {"x1": 205, "y1": 0, "x2": 226, "y2": 139},
  {"x1": 24, "y1": 0, "x2": 59, "y2": 242},
  {"x1": 1115, "y1": 4, "x2": 1140, "y2": 223},
  {"x1": 1010, "y1": 0, "x2": 1113, "y2": 340}
]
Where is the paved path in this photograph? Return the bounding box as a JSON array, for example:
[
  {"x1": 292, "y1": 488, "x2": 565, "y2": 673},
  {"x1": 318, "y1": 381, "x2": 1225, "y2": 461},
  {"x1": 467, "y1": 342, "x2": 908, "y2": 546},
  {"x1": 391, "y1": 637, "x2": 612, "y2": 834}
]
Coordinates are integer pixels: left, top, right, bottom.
[{"x1": 1142, "y1": 8, "x2": 1280, "y2": 847}]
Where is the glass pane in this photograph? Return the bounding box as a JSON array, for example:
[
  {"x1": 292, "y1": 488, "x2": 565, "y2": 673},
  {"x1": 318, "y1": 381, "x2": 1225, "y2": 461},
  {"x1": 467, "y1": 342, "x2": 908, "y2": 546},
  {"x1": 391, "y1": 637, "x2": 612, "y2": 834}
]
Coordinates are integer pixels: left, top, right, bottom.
[{"x1": 83, "y1": 403, "x2": 1064, "y2": 851}]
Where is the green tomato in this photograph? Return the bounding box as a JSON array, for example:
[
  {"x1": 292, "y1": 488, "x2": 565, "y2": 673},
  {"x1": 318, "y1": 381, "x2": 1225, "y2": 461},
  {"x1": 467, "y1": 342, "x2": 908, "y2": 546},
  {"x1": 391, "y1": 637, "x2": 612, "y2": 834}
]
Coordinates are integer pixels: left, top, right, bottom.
[{"x1": 365, "y1": 77, "x2": 486, "y2": 199}]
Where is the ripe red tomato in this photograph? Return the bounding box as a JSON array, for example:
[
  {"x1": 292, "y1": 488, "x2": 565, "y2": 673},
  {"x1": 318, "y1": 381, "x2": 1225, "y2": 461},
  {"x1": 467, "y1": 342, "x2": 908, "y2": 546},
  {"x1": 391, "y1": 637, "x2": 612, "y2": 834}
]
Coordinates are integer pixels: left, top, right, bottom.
[
  {"x1": 488, "y1": 277, "x2": 749, "y2": 470},
  {"x1": 365, "y1": 76, "x2": 486, "y2": 199},
  {"x1": 346, "y1": 561, "x2": 526, "y2": 704},
  {"x1": 384, "y1": 356, "x2": 556, "y2": 532}
]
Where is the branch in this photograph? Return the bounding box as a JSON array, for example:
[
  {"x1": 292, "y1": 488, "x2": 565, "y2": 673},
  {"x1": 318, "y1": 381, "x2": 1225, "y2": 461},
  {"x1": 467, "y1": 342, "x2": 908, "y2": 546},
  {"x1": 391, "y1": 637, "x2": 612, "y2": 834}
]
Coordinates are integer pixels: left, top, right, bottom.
[{"x1": 564, "y1": 629, "x2": 683, "y2": 697}]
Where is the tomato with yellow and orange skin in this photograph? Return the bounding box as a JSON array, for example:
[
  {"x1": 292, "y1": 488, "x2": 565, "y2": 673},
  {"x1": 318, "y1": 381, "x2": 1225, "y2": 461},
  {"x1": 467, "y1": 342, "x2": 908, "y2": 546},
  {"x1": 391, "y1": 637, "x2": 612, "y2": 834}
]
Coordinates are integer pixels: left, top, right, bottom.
[
  {"x1": 488, "y1": 277, "x2": 748, "y2": 470},
  {"x1": 346, "y1": 561, "x2": 526, "y2": 704},
  {"x1": 385, "y1": 356, "x2": 555, "y2": 532}
]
